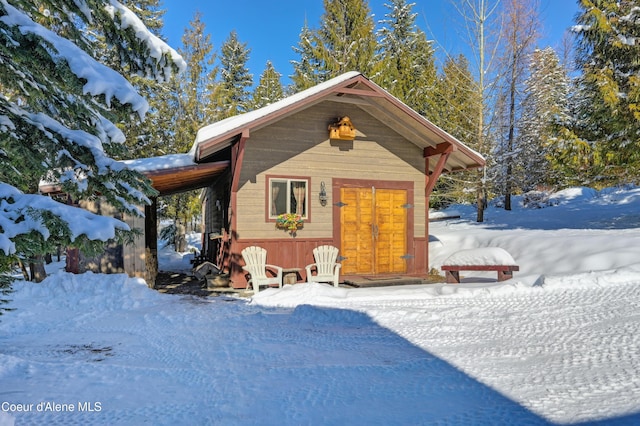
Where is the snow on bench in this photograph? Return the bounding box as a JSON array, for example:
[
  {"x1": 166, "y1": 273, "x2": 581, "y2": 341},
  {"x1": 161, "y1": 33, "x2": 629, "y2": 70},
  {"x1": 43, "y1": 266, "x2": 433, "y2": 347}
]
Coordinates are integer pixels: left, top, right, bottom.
[
  {"x1": 429, "y1": 209, "x2": 461, "y2": 222},
  {"x1": 441, "y1": 247, "x2": 519, "y2": 284}
]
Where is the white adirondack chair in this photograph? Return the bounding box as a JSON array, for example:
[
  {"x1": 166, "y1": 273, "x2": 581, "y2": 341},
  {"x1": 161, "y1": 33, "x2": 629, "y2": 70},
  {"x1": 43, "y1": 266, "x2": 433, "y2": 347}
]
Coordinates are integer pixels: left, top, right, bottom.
[
  {"x1": 241, "y1": 246, "x2": 283, "y2": 293},
  {"x1": 305, "y1": 245, "x2": 341, "y2": 287}
]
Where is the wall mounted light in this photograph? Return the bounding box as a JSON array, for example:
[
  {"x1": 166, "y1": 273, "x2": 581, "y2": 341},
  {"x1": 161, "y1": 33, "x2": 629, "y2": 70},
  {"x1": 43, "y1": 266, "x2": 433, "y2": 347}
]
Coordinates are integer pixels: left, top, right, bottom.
[{"x1": 319, "y1": 181, "x2": 327, "y2": 206}]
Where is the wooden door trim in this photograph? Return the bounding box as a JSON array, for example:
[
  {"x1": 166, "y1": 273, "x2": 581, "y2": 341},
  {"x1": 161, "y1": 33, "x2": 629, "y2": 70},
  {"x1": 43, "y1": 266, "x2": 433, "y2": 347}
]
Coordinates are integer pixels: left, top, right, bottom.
[
  {"x1": 332, "y1": 178, "x2": 415, "y2": 274},
  {"x1": 333, "y1": 178, "x2": 414, "y2": 191}
]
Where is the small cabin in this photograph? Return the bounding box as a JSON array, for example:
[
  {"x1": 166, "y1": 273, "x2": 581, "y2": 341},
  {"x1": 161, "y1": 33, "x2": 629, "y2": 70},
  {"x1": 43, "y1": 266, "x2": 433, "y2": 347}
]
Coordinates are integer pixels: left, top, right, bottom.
[
  {"x1": 97, "y1": 72, "x2": 484, "y2": 288},
  {"x1": 189, "y1": 72, "x2": 484, "y2": 288}
]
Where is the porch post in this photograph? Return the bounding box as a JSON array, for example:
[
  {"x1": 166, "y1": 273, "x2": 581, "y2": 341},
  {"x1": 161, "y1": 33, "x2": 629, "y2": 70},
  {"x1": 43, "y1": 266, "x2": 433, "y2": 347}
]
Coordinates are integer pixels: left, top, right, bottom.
[
  {"x1": 144, "y1": 198, "x2": 158, "y2": 286},
  {"x1": 425, "y1": 166, "x2": 430, "y2": 275},
  {"x1": 424, "y1": 143, "x2": 453, "y2": 273},
  {"x1": 229, "y1": 130, "x2": 249, "y2": 288}
]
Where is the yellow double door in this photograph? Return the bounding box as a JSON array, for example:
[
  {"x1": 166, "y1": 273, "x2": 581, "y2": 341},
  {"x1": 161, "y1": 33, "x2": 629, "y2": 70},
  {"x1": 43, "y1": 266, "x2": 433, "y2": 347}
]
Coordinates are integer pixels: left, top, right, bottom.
[{"x1": 340, "y1": 186, "x2": 407, "y2": 275}]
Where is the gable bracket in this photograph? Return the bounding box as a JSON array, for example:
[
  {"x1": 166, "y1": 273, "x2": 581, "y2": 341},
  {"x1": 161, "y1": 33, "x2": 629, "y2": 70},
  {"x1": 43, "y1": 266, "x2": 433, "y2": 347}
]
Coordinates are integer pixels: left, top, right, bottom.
[
  {"x1": 424, "y1": 142, "x2": 454, "y2": 158},
  {"x1": 424, "y1": 143, "x2": 453, "y2": 197}
]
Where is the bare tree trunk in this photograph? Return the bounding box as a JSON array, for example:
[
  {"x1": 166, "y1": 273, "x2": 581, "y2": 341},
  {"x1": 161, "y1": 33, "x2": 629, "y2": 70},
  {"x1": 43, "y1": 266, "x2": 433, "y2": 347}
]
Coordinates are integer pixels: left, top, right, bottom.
[
  {"x1": 175, "y1": 222, "x2": 187, "y2": 253},
  {"x1": 505, "y1": 55, "x2": 517, "y2": 211},
  {"x1": 29, "y1": 255, "x2": 47, "y2": 283},
  {"x1": 501, "y1": 0, "x2": 540, "y2": 211},
  {"x1": 453, "y1": 0, "x2": 501, "y2": 222},
  {"x1": 454, "y1": 0, "x2": 538, "y2": 219},
  {"x1": 477, "y1": 172, "x2": 486, "y2": 222}
]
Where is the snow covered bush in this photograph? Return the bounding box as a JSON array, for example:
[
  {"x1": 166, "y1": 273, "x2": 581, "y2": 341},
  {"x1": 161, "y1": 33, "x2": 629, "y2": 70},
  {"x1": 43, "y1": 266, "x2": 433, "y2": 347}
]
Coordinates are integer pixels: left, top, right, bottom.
[
  {"x1": 522, "y1": 190, "x2": 557, "y2": 209},
  {"x1": 0, "y1": 0, "x2": 185, "y2": 280}
]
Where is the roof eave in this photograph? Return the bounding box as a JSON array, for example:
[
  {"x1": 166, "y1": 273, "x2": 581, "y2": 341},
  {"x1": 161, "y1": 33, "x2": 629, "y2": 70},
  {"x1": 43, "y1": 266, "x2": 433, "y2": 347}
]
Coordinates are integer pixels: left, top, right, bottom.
[{"x1": 193, "y1": 72, "x2": 485, "y2": 170}]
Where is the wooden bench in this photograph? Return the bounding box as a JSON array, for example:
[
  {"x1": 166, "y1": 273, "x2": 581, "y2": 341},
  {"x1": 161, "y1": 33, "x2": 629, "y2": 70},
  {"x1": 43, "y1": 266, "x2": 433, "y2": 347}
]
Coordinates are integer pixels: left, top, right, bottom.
[{"x1": 441, "y1": 264, "x2": 520, "y2": 284}]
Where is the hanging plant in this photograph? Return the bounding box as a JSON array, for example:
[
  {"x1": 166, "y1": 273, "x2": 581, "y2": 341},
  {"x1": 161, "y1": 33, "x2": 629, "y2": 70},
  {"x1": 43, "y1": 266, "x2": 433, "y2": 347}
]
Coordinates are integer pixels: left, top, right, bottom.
[{"x1": 275, "y1": 213, "x2": 304, "y2": 234}]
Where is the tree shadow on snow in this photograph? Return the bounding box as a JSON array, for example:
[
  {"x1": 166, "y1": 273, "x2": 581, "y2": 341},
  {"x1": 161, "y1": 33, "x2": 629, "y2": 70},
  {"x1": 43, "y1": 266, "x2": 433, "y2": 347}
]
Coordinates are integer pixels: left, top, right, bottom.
[{"x1": 242, "y1": 304, "x2": 556, "y2": 425}]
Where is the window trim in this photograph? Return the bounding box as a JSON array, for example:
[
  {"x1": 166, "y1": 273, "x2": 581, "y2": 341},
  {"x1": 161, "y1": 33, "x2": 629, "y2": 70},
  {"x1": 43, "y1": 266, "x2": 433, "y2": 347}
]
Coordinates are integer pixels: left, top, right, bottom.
[{"x1": 265, "y1": 175, "x2": 311, "y2": 223}]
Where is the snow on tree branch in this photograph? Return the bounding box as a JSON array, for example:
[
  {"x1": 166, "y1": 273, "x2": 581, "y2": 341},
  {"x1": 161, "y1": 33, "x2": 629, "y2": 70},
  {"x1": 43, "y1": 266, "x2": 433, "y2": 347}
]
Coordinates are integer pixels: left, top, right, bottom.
[
  {"x1": 0, "y1": 0, "x2": 183, "y2": 274},
  {"x1": 104, "y1": 0, "x2": 187, "y2": 80},
  {"x1": 1, "y1": 0, "x2": 148, "y2": 118},
  {"x1": 0, "y1": 183, "x2": 129, "y2": 256}
]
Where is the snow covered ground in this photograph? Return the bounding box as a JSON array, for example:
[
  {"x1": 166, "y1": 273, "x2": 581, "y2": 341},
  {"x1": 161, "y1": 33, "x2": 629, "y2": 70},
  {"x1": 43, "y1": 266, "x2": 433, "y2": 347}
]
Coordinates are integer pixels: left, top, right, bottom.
[{"x1": 1, "y1": 186, "x2": 640, "y2": 425}]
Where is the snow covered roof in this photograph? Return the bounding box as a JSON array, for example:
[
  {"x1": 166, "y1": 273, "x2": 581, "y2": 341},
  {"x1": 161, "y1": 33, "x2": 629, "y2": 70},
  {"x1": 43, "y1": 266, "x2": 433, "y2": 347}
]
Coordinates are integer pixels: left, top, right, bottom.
[
  {"x1": 192, "y1": 72, "x2": 485, "y2": 173},
  {"x1": 123, "y1": 153, "x2": 195, "y2": 172},
  {"x1": 123, "y1": 154, "x2": 228, "y2": 196},
  {"x1": 117, "y1": 72, "x2": 484, "y2": 195}
]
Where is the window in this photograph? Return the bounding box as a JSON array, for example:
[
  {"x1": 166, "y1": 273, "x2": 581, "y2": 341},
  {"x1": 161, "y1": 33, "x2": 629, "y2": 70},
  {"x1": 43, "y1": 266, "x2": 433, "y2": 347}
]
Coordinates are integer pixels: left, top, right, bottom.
[{"x1": 269, "y1": 178, "x2": 308, "y2": 219}]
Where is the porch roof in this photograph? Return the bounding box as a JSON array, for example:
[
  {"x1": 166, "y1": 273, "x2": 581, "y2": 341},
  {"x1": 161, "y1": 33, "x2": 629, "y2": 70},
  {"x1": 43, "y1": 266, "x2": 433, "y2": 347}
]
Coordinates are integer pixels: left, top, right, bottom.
[
  {"x1": 124, "y1": 154, "x2": 229, "y2": 196},
  {"x1": 192, "y1": 71, "x2": 485, "y2": 173},
  {"x1": 142, "y1": 161, "x2": 228, "y2": 196}
]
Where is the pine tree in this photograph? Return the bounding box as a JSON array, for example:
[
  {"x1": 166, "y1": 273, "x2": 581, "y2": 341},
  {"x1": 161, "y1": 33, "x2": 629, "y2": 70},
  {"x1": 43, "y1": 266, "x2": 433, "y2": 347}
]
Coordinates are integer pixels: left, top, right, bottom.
[
  {"x1": 173, "y1": 12, "x2": 216, "y2": 153},
  {"x1": 291, "y1": 22, "x2": 324, "y2": 91},
  {"x1": 210, "y1": 31, "x2": 253, "y2": 120},
  {"x1": 430, "y1": 55, "x2": 482, "y2": 207},
  {"x1": 432, "y1": 55, "x2": 480, "y2": 144},
  {"x1": 123, "y1": 0, "x2": 168, "y2": 158},
  {"x1": 518, "y1": 47, "x2": 572, "y2": 190},
  {"x1": 573, "y1": 0, "x2": 640, "y2": 185},
  {"x1": 98, "y1": 0, "x2": 168, "y2": 160},
  {"x1": 292, "y1": 0, "x2": 376, "y2": 86},
  {"x1": 555, "y1": 79, "x2": 600, "y2": 186},
  {"x1": 373, "y1": 0, "x2": 437, "y2": 117},
  {"x1": 158, "y1": 12, "x2": 217, "y2": 246},
  {"x1": 251, "y1": 61, "x2": 284, "y2": 110},
  {"x1": 0, "y1": 1, "x2": 184, "y2": 280}
]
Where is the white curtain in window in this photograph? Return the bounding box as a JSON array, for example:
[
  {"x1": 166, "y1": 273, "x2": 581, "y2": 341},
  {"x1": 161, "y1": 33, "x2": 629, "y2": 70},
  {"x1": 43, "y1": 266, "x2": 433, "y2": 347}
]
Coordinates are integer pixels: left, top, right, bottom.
[
  {"x1": 293, "y1": 182, "x2": 306, "y2": 215},
  {"x1": 271, "y1": 185, "x2": 280, "y2": 216}
]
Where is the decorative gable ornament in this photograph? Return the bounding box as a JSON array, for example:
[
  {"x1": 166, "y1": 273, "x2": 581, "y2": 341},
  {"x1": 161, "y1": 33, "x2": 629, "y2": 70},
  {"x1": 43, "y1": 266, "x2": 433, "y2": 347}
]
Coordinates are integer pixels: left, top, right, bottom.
[{"x1": 328, "y1": 116, "x2": 356, "y2": 141}]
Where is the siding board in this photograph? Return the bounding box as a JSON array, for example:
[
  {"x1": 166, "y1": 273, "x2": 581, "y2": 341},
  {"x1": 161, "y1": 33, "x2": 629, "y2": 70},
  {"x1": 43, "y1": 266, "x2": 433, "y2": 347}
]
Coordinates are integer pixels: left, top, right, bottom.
[{"x1": 237, "y1": 103, "x2": 426, "y2": 241}]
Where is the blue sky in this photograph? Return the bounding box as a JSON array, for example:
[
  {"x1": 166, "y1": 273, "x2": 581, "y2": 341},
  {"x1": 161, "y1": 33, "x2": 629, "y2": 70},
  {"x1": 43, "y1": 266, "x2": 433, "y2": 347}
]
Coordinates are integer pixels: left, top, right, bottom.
[{"x1": 160, "y1": 0, "x2": 581, "y2": 84}]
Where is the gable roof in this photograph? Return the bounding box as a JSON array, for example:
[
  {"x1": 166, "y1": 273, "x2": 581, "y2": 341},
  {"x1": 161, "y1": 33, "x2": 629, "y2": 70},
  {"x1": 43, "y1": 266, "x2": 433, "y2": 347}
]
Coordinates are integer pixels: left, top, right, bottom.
[{"x1": 192, "y1": 72, "x2": 484, "y2": 173}]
